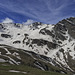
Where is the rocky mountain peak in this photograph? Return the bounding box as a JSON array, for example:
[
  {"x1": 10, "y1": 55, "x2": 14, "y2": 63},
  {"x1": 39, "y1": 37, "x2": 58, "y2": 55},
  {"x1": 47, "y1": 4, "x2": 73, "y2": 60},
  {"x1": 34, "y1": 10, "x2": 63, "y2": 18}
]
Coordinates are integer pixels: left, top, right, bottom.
[{"x1": 55, "y1": 17, "x2": 75, "y2": 39}]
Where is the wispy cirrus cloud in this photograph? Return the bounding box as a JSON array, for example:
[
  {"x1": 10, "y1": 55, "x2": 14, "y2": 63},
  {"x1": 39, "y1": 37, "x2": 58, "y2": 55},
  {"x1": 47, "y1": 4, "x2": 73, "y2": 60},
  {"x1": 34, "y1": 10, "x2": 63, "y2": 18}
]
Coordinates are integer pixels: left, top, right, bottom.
[{"x1": 0, "y1": 0, "x2": 75, "y2": 24}]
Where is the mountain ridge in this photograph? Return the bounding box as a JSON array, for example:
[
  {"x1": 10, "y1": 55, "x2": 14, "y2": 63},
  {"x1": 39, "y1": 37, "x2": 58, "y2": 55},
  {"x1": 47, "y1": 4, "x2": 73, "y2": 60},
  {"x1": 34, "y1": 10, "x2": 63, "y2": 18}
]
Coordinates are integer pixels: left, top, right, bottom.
[{"x1": 0, "y1": 17, "x2": 75, "y2": 75}]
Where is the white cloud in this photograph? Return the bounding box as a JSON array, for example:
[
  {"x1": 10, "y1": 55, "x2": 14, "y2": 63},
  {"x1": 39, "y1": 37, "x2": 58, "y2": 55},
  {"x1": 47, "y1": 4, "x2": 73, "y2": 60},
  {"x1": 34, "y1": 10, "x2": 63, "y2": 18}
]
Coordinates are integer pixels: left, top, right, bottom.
[
  {"x1": 23, "y1": 19, "x2": 34, "y2": 25},
  {"x1": 0, "y1": 0, "x2": 72, "y2": 24},
  {"x1": 2, "y1": 18, "x2": 14, "y2": 23}
]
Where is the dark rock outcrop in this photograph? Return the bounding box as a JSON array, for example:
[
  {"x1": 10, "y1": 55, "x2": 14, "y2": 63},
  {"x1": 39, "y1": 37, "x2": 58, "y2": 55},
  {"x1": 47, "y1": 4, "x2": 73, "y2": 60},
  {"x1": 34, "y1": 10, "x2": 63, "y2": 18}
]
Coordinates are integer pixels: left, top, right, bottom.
[
  {"x1": 32, "y1": 39, "x2": 58, "y2": 49},
  {"x1": 1, "y1": 34, "x2": 11, "y2": 38}
]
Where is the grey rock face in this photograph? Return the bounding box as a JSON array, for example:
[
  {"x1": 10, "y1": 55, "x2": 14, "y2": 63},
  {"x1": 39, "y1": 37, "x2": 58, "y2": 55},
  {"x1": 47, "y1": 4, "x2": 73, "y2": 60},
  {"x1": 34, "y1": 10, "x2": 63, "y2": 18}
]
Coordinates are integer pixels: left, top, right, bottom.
[
  {"x1": 32, "y1": 39, "x2": 58, "y2": 49},
  {"x1": 57, "y1": 17, "x2": 75, "y2": 39}
]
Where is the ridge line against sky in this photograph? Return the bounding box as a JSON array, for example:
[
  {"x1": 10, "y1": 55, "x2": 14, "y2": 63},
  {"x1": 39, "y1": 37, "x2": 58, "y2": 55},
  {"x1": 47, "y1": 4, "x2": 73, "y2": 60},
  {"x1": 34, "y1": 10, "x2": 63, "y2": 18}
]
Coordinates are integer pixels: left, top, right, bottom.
[{"x1": 0, "y1": 0, "x2": 75, "y2": 24}]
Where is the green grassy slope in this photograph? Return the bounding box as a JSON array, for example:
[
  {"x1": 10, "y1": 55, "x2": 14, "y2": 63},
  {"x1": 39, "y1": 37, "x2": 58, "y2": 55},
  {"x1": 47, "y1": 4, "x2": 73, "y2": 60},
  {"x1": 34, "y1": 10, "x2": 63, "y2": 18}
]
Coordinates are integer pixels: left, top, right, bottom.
[{"x1": 0, "y1": 64, "x2": 68, "y2": 75}]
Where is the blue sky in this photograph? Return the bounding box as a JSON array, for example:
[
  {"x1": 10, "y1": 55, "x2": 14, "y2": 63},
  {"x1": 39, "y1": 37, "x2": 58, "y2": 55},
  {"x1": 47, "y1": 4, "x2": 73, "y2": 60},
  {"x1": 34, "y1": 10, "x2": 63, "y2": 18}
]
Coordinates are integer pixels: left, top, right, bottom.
[{"x1": 0, "y1": 0, "x2": 75, "y2": 24}]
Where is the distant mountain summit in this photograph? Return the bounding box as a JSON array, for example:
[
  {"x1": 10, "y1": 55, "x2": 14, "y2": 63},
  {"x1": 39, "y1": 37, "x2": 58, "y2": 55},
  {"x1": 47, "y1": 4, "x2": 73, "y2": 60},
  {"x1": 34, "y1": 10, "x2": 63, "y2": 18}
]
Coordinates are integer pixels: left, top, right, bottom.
[{"x1": 0, "y1": 17, "x2": 75, "y2": 74}]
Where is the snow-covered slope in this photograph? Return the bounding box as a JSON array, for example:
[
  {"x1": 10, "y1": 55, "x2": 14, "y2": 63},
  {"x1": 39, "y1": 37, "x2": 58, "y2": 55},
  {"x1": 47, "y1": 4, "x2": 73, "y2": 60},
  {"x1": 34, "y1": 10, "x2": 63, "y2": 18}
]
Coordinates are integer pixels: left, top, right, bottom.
[{"x1": 0, "y1": 17, "x2": 75, "y2": 72}]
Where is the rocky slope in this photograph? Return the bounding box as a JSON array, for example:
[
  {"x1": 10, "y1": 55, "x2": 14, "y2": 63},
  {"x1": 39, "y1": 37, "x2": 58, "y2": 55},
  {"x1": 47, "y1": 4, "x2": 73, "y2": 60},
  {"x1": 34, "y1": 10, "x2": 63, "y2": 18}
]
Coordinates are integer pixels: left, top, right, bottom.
[
  {"x1": 0, "y1": 17, "x2": 75, "y2": 74},
  {"x1": 0, "y1": 44, "x2": 68, "y2": 75}
]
